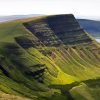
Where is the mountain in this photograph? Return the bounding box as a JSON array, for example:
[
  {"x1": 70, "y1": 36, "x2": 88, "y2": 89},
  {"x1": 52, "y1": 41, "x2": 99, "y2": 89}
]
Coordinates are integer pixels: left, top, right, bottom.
[{"x1": 0, "y1": 14, "x2": 100, "y2": 100}]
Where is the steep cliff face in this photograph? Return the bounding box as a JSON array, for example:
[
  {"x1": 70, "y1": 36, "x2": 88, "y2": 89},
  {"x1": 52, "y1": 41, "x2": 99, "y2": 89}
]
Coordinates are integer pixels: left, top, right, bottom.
[
  {"x1": 0, "y1": 14, "x2": 100, "y2": 100},
  {"x1": 23, "y1": 14, "x2": 92, "y2": 46}
]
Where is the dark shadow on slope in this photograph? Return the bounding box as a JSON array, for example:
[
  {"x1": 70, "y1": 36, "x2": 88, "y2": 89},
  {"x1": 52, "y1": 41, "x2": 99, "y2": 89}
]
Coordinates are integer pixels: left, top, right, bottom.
[
  {"x1": 83, "y1": 78, "x2": 100, "y2": 87},
  {"x1": 0, "y1": 65, "x2": 10, "y2": 77},
  {"x1": 25, "y1": 68, "x2": 46, "y2": 83},
  {"x1": 3, "y1": 43, "x2": 47, "y2": 83},
  {"x1": 15, "y1": 36, "x2": 41, "y2": 48}
]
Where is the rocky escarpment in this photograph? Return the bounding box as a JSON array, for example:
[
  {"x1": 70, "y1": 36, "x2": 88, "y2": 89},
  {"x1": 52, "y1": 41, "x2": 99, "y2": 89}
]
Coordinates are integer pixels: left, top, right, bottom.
[{"x1": 23, "y1": 14, "x2": 92, "y2": 46}]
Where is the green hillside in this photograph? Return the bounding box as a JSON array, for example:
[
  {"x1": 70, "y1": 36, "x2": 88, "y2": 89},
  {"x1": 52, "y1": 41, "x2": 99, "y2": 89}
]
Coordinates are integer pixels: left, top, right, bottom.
[{"x1": 0, "y1": 14, "x2": 100, "y2": 100}]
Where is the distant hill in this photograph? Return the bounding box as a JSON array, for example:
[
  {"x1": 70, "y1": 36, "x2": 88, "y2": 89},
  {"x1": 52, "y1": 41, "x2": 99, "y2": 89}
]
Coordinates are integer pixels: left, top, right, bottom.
[
  {"x1": 0, "y1": 14, "x2": 42, "y2": 22},
  {"x1": 77, "y1": 19, "x2": 100, "y2": 37}
]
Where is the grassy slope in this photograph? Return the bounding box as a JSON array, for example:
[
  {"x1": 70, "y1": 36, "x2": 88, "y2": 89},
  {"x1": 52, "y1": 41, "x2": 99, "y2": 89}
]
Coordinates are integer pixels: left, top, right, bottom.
[
  {"x1": 0, "y1": 17, "x2": 76, "y2": 100},
  {"x1": 0, "y1": 15, "x2": 100, "y2": 100}
]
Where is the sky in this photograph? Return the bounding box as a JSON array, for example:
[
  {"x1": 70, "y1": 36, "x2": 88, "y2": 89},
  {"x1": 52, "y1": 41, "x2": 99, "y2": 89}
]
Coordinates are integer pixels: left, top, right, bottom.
[{"x1": 0, "y1": 0, "x2": 100, "y2": 19}]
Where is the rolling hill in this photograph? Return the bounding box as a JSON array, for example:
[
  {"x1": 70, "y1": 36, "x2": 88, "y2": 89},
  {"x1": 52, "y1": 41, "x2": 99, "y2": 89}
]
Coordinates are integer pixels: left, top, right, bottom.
[
  {"x1": 0, "y1": 14, "x2": 100, "y2": 100},
  {"x1": 0, "y1": 14, "x2": 42, "y2": 22}
]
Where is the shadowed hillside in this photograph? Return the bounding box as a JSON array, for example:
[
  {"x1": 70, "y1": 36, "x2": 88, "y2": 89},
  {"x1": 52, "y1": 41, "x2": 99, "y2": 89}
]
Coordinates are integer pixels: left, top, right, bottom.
[
  {"x1": 0, "y1": 14, "x2": 100, "y2": 100},
  {"x1": 78, "y1": 19, "x2": 100, "y2": 38}
]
